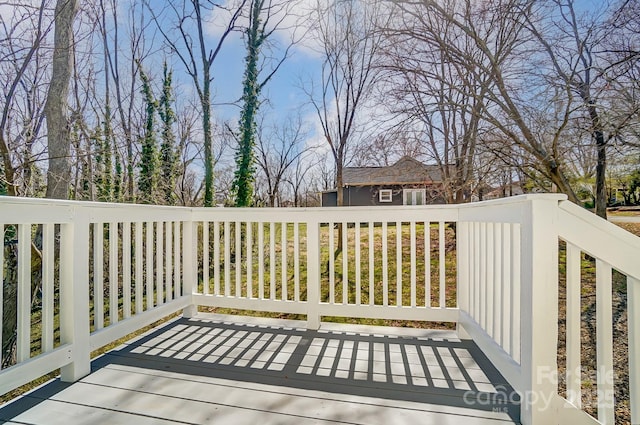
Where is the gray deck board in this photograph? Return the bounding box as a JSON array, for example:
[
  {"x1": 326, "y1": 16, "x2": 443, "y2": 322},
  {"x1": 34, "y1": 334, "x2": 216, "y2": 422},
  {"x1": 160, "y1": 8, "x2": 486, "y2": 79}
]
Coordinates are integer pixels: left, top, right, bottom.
[{"x1": 0, "y1": 314, "x2": 520, "y2": 424}]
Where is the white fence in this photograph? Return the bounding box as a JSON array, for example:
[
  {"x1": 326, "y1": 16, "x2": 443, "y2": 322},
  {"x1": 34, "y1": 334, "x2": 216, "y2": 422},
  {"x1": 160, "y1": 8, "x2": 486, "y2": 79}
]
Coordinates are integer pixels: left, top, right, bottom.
[{"x1": 0, "y1": 194, "x2": 638, "y2": 425}]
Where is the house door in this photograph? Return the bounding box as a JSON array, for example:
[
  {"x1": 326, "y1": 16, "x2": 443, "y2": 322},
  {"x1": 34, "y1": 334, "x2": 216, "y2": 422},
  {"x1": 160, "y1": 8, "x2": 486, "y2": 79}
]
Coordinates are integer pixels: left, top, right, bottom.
[{"x1": 403, "y1": 189, "x2": 426, "y2": 205}]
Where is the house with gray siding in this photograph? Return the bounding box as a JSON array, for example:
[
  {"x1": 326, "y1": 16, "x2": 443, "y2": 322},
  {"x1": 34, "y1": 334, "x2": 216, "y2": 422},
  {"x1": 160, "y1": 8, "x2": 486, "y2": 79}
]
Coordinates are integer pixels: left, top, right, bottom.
[{"x1": 321, "y1": 156, "x2": 445, "y2": 206}]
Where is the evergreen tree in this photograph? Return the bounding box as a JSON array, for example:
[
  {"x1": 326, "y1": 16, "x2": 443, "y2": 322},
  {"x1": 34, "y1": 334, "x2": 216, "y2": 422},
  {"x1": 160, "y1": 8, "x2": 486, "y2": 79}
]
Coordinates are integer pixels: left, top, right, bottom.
[
  {"x1": 231, "y1": 0, "x2": 265, "y2": 207},
  {"x1": 138, "y1": 65, "x2": 159, "y2": 204},
  {"x1": 101, "y1": 104, "x2": 113, "y2": 202},
  {"x1": 158, "y1": 62, "x2": 178, "y2": 205},
  {"x1": 0, "y1": 160, "x2": 6, "y2": 196},
  {"x1": 92, "y1": 125, "x2": 112, "y2": 202},
  {"x1": 113, "y1": 150, "x2": 123, "y2": 202},
  {"x1": 104, "y1": 98, "x2": 123, "y2": 203}
]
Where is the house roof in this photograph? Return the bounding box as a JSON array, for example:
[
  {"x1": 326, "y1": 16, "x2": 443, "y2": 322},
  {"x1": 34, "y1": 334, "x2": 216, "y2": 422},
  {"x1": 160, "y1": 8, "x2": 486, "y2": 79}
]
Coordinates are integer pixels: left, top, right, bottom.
[{"x1": 343, "y1": 156, "x2": 443, "y2": 186}]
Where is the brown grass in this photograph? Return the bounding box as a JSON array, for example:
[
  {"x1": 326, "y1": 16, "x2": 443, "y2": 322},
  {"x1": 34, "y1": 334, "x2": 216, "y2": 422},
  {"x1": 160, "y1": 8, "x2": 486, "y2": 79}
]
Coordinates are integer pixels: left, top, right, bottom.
[{"x1": 204, "y1": 222, "x2": 458, "y2": 329}]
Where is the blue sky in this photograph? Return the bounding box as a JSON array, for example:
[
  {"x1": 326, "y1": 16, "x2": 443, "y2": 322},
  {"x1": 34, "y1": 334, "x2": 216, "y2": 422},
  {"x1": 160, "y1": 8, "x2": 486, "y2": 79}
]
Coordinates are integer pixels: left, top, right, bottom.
[
  {"x1": 210, "y1": 36, "x2": 318, "y2": 124},
  {"x1": 203, "y1": 0, "x2": 322, "y2": 128},
  {"x1": 115, "y1": 0, "x2": 321, "y2": 134}
]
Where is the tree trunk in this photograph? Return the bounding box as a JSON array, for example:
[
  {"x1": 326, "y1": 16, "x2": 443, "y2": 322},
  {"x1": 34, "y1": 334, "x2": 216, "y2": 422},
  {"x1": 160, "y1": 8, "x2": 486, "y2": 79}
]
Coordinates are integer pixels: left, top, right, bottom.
[
  {"x1": 45, "y1": 0, "x2": 79, "y2": 200},
  {"x1": 127, "y1": 139, "x2": 134, "y2": 201},
  {"x1": 336, "y1": 161, "x2": 344, "y2": 252},
  {"x1": 0, "y1": 134, "x2": 17, "y2": 196},
  {"x1": 594, "y1": 137, "x2": 607, "y2": 218},
  {"x1": 587, "y1": 101, "x2": 608, "y2": 219},
  {"x1": 336, "y1": 164, "x2": 344, "y2": 206},
  {"x1": 546, "y1": 158, "x2": 579, "y2": 204},
  {"x1": 202, "y1": 77, "x2": 214, "y2": 207},
  {"x1": 1, "y1": 242, "x2": 17, "y2": 367}
]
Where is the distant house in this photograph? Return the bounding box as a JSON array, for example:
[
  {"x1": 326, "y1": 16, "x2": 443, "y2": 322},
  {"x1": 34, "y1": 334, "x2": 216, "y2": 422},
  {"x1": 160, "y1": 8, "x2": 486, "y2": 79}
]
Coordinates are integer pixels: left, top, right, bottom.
[
  {"x1": 482, "y1": 182, "x2": 525, "y2": 200},
  {"x1": 321, "y1": 156, "x2": 445, "y2": 207}
]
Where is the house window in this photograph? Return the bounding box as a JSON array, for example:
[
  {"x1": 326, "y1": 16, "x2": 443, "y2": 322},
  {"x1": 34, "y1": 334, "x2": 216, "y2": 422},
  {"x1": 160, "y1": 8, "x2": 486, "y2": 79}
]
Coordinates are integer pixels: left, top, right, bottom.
[
  {"x1": 403, "y1": 189, "x2": 426, "y2": 205},
  {"x1": 379, "y1": 189, "x2": 393, "y2": 202}
]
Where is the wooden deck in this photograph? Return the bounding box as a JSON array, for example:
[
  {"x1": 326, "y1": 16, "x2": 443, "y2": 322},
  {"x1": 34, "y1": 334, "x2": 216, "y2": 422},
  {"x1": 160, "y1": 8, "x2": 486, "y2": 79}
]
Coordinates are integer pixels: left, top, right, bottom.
[{"x1": 0, "y1": 314, "x2": 520, "y2": 424}]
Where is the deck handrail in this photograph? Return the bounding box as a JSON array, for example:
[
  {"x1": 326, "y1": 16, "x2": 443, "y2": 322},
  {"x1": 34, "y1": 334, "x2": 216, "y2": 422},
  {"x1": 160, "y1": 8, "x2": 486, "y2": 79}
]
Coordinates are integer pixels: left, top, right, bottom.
[
  {"x1": 0, "y1": 194, "x2": 637, "y2": 425},
  {"x1": 556, "y1": 200, "x2": 640, "y2": 425}
]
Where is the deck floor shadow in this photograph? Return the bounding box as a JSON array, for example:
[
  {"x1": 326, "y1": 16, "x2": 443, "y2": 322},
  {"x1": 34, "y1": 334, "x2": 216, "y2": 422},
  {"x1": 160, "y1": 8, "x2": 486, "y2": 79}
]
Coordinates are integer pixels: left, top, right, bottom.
[{"x1": 0, "y1": 315, "x2": 520, "y2": 424}]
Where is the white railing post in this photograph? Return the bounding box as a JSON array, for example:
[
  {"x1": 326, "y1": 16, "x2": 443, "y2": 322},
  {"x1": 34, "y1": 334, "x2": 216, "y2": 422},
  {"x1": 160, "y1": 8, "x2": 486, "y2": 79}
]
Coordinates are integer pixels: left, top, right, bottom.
[
  {"x1": 183, "y1": 215, "x2": 197, "y2": 318},
  {"x1": 60, "y1": 206, "x2": 91, "y2": 382},
  {"x1": 306, "y1": 218, "x2": 321, "y2": 330},
  {"x1": 629, "y1": 277, "x2": 640, "y2": 425},
  {"x1": 519, "y1": 198, "x2": 559, "y2": 424},
  {"x1": 456, "y1": 221, "x2": 470, "y2": 339}
]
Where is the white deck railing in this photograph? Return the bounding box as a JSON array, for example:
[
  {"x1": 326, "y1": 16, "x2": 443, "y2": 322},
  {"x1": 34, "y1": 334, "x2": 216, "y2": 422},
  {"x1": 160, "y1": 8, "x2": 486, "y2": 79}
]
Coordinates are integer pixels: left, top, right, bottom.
[
  {"x1": 190, "y1": 206, "x2": 459, "y2": 326},
  {"x1": 0, "y1": 194, "x2": 638, "y2": 425}
]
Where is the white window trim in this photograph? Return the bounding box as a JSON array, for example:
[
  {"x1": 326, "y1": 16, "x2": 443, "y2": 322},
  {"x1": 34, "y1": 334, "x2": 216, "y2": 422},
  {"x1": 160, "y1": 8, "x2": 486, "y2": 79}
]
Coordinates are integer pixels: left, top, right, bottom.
[
  {"x1": 379, "y1": 189, "x2": 393, "y2": 203},
  {"x1": 403, "y1": 188, "x2": 427, "y2": 205}
]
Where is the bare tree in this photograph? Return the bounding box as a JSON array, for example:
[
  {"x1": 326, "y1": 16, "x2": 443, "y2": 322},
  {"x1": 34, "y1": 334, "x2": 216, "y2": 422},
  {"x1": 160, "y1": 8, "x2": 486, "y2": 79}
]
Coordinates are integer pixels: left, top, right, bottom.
[
  {"x1": 306, "y1": 0, "x2": 387, "y2": 207},
  {"x1": 392, "y1": 0, "x2": 579, "y2": 203},
  {"x1": 521, "y1": 0, "x2": 640, "y2": 217},
  {"x1": 0, "y1": 1, "x2": 51, "y2": 196},
  {"x1": 69, "y1": 10, "x2": 99, "y2": 201},
  {"x1": 96, "y1": 0, "x2": 155, "y2": 201},
  {"x1": 380, "y1": 8, "x2": 491, "y2": 203},
  {"x1": 303, "y1": 150, "x2": 336, "y2": 208},
  {"x1": 147, "y1": 0, "x2": 247, "y2": 206},
  {"x1": 254, "y1": 113, "x2": 310, "y2": 206},
  {"x1": 174, "y1": 101, "x2": 202, "y2": 206},
  {"x1": 284, "y1": 148, "x2": 317, "y2": 207},
  {"x1": 0, "y1": 0, "x2": 54, "y2": 366},
  {"x1": 350, "y1": 127, "x2": 422, "y2": 167}
]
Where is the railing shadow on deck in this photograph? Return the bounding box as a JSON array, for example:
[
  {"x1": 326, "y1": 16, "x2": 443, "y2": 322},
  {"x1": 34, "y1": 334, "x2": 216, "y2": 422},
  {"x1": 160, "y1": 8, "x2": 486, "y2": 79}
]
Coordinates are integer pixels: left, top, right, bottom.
[{"x1": 0, "y1": 317, "x2": 520, "y2": 423}]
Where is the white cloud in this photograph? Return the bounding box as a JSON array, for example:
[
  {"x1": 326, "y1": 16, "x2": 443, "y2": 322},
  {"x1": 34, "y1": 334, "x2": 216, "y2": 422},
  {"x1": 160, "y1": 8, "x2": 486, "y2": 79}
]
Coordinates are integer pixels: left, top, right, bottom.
[{"x1": 201, "y1": 0, "x2": 325, "y2": 59}]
